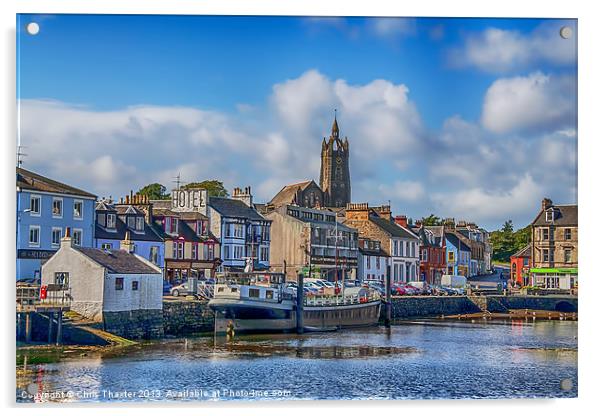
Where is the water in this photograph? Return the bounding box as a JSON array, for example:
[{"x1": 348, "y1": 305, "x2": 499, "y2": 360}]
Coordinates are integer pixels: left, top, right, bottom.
[{"x1": 16, "y1": 320, "x2": 577, "y2": 402}]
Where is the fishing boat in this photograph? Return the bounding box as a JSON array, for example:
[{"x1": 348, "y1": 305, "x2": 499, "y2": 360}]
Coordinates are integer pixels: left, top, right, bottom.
[{"x1": 208, "y1": 271, "x2": 382, "y2": 334}]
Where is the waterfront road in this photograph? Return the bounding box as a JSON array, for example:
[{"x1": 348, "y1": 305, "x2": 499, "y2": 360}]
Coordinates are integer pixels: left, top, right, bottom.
[{"x1": 468, "y1": 268, "x2": 508, "y2": 289}]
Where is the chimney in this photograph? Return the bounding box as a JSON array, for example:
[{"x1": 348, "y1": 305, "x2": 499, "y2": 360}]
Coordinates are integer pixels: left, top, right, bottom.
[
  {"x1": 394, "y1": 215, "x2": 408, "y2": 228},
  {"x1": 120, "y1": 231, "x2": 135, "y2": 253},
  {"x1": 61, "y1": 227, "x2": 73, "y2": 249},
  {"x1": 374, "y1": 205, "x2": 392, "y2": 220},
  {"x1": 541, "y1": 198, "x2": 553, "y2": 211},
  {"x1": 345, "y1": 202, "x2": 370, "y2": 221},
  {"x1": 232, "y1": 186, "x2": 253, "y2": 207}
]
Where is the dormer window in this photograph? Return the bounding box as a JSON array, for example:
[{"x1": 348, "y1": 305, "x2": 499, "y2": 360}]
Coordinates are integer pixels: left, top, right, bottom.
[
  {"x1": 128, "y1": 216, "x2": 136, "y2": 229},
  {"x1": 107, "y1": 213, "x2": 116, "y2": 229},
  {"x1": 97, "y1": 213, "x2": 106, "y2": 227},
  {"x1": 545, "y1": 210, "x2": 554, "y2": 222},
  {"x1": 165, "y1": 217, "x2": 178, "y2": 235},
  {"x1": 136, "y1": 216, "x2": 144, "y2": 231}
]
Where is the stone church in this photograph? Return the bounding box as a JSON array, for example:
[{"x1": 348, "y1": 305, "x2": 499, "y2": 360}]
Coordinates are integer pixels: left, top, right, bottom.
[{"x1": 269, "y1": 115, "x2": 351, "y2": 209}]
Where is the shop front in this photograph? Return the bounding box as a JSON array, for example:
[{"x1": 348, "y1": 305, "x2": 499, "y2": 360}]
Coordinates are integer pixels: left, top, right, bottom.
[{"x1": 529, "y1": 268, "x2": 578, "y2": 290}]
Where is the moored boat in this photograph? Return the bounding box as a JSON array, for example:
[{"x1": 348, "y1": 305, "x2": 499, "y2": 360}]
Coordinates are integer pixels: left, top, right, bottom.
[{"x1": 208, "y1": 272, "x2": 382, "y2": 334}]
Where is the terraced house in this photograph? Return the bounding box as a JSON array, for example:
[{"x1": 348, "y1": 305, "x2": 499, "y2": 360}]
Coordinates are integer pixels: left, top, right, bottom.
[
  {"x1": 344, "y1": 204, "x2": 420, "y2": 283},
  {"x1": 266, "y1": 204, "x2": 358, "y2": 281},
  {"x1": 16, "y1": 167, "x2": 96, "y2": 281},
  {"x1": 206, "y1": 187, "x2": 271, "y2": 272},
  {"x1": 529, "y1": 198, "x2": 578, "y2": 290}
]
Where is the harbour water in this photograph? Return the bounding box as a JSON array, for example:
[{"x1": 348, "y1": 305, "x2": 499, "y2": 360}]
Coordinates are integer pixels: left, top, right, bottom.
[{"x1": 16, "y1": 319, "x2": 577, "y2": 402}]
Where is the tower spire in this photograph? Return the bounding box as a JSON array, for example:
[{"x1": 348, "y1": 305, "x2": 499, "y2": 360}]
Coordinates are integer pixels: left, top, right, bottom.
[{"x1": 331, "y1": 109, "x2": 339, "y2": 139}]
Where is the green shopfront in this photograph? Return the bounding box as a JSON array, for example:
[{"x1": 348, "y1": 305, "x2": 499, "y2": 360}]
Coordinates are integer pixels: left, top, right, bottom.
[{"x1": 529, "y1": 268, "x2": 578, "y2": 290}]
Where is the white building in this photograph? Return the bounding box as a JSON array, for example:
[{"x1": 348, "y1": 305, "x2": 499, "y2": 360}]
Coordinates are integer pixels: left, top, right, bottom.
[
  {"x1": 41, "y1": 230, "x2": 164, "y2": 339},
  {"x1": 357, "y1": 238, "x2": 389, "y2": 283},
  {"x1": 205, "y1": 187, "x2": 271, "y2": 271}
]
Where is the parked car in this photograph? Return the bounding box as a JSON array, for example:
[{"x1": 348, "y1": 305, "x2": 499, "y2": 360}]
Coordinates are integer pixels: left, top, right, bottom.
[
  {"x1": 163, "y1": 280, "x2": 173, "y2": 295},
  {"x1": 401, "y1": 284, "x2": 421, "y2": 295},
  {"x1": 170, "y1": 281, "x2": 208, "y2": 297},
  {"x1": 390, "y1": 284, "x2": 407, "y2": 296}
]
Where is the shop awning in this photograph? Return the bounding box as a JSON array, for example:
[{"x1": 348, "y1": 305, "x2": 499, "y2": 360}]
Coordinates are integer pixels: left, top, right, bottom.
[{"x1": 530, "y1": 267, "x2": 578, "y2": 274}]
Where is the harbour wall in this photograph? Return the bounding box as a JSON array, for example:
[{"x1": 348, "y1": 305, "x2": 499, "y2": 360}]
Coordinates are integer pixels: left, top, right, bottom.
[
  {"x1": 162, "y1": 299, "x2": 215, "y2": 335},
  {"x1": 388, "y1": 295, "x2": 578, "y2": 319}
]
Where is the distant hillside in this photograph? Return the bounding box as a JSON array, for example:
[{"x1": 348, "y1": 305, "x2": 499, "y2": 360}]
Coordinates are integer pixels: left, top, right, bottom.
[{"x1": 490, "y1": 220, "x2": 531, "y2": 262}]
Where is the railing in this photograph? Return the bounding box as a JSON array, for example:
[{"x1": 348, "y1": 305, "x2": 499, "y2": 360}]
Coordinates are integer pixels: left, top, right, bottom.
[
  {"x1": 304, "y1": 291, "x2": 381, "y2": 307},
  {"x1": 16, "y1": 284, "x2": 72, "y2": 311}
]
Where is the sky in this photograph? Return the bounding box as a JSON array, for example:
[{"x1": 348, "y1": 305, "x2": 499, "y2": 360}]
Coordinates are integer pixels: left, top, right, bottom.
[{"x1": 16, "y1": 14, "x2": 577, "y2": 230}]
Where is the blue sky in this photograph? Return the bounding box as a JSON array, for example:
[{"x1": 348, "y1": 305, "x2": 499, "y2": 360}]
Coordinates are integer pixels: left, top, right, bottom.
[{"x1": 16, "y1": 14, "x2": 577, "y2": 230}]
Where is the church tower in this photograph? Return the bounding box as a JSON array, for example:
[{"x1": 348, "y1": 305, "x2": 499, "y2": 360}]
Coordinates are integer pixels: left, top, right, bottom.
[{"x1": 319, "y1": 113, "x2": 351, "y2": 208}]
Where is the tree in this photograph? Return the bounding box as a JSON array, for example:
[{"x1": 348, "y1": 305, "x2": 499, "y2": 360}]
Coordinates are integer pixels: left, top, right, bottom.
[
  {"x1": 490, "y1": 220, "x2": 532, "y2": 262},
  {"x1": 182, "y1": 180, "x2": 229, "y2": 197},
  {"x1": 137, "y1": 183, "x2": 169, "y2": 200},
  {"x1": 421, "y1": 214, "x2": 443, "y2": 226}
]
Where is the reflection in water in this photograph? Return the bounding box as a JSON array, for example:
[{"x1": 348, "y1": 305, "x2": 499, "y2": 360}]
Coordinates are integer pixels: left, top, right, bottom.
[{"x1": 16, "y1": 320, "x2": 577, "y2": 402}]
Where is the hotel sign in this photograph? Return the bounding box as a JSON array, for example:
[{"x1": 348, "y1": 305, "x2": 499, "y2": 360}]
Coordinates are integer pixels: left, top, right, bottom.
[
  {"x1": 171, "y1": 188, "x2": 207, "y2": 213},
  {"x1": 18, "y1": 249, "x2": 57, "y2": 260}
]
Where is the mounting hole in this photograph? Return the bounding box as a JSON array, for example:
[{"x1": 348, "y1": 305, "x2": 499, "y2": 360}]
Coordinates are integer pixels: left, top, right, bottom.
[
  {"x1": 26, "y1": 22, "x2": 40, "y2": 36},
  {"x1": 559, "y1": 26, "x2": 572, "y2": 39}
]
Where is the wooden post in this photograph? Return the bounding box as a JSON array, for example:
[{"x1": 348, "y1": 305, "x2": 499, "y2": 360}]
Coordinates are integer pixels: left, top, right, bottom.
[
  {"x1": 56, "y1": 311, "x2": 63, "y2": 345},
  {"x1": 47, "y1": 313, "x2": 53, "y2": 343},
  {"x1": 385, "y1": 265, "x2": 392, "y2": 328},
  {"x1": 25, "y1": 313, "x2": 32, "y2": 343},
  {"x1": 17, "y1": 313, "x2": 22, "y2": 341},
  {"x1": 296, "y1": 273, "x2": 304, "y2": 334}
]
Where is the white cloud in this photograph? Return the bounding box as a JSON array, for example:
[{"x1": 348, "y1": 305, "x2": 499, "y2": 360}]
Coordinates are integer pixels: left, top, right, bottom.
[
  {"x1": 367, "y1": 17, "x2": 416, "y2": 39},
  {"x1": 481, "y1": 72, "x2": 576, "y2": 134},
  {"x1": 448, "y1": 21, "x2": 576, "y2": 73},
  {"x1": 432, "y1": 175, "x2": 544, "y2": 223},
  {"x1": 380, "y1": 180, "x2": 426, "y2": 203}
]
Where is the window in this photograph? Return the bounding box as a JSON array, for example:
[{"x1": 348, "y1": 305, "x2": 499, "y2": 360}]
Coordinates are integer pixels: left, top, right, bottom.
[
  {"x1": 107, "y1": 213, "x2": 116, "y2": 229},
  {"x1": 564, "y1": 248, "x2": 572, "y2": 263},
  {"x1": 249, "y1": 288, "x2": 260, "y2": 298},
  {"x1": 29, "y1": 226, "x2": 40, "y2": 247},
  {"x1": 208, "y1": 244, "x2": 214, "y2": 259},
  {"x1": 545, "y1": 210, "x2": 554, "y2": 222},
  {"x1": 393, "y1": 241, "x2": 398, "y2": 256},
  {"x1": 73, "y1": 200, "x2": 83, "y2": 219},
  {"x1": 260, "y1": 247, "x2": 269, "y2": 262},
  {"x1": 150, "y1": 246, "x2": 159, "y2": 264},
  {"x1": 542, "y1": 228, "x2": 549, "y2": 241},
  {"x1": 225, "y1": 223, "x2": 232, "y2": 237},
  {"x1": 115, "y1": 278, "x2": 124, "y2": 291},
  {"x1": 128, "y1": 216, "x2": 136, "y2": 228},
  {"x1": 72, "y1": 229, "x2": 82, "y2": 246},
  {"x1": 174, "y1": 242, "x2": 184, "y2": 259},
  {"x1": 97, "y1": 213, "x2": 106, "y2": 227},
  {"x1": 132, "y1": 281, "x2": 139, "y2": 291},
  {"x1": 543, "y1": 249, "x2": 549, "y2": 262},
  {"x1": 224, "y1": 245, "x2": 230, "y2": 259},
  {"x1": 192, "y1": 243, "x2": 198, "y2": 260},
  {"x1": 366, "y1": 255, "x2": 370, "y2": 269},
  {"x1": 376, "y1": 256, "x2": 381, "y2": 269},
  {"x1": 54, "y1": 272, "x2": 69, "y2": 288},
  {"x1": 51, "y1": 227, "x2": 62, "y2": 246},
  {"x1": 101, "y1": 243, "x2": 112, "y2": 250},
  {"x1": 29, "y1": 195, "x2": 41, "y2": 216},
  {"x1": 564, "y1": 228, "x2": 572, "y2": 240},
  {"x1": 166, "y1": 217, "x2": 178, "y2": 234},
  {"x1": 52, "y1": 198, "x2": 63, "y2": 217},
  {"x1": 136, "y1": 216, "x2": 144, "y2": 231},
  {"x1": 448, "y1": 251, "x2": 455, "y2": 262}
]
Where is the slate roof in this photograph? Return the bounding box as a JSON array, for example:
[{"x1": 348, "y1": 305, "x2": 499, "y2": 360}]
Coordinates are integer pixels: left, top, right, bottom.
[
  {"x1": 151, "y1": 218, "x2": 203, "y2": 243},
  {"x1": 512, "y1": 243, "x2": 531, "y2": 258},
  {"x1": 209, "y1": 197, "x2": 267, "y2": 221},
  {"x1": 532, "y1": 204, "x2": 578, "y2": 226},
  {"x1": 76, "y1": 247, "x2": 159, "y2": 274},
  {"x1": 17, "y1": 167, "x2": 96, "y2": 198},
  {"x1": 95, "y1": 217, "x2": 163, "y2": 242},
  {"x1": 268, "y1": 180, "x2": 318, "y2": 207},
  {"x1": 445, "y1": 232, "x2": 471, "y2": 252},
  {"x1": 369, "y1": 215, "x2": 419, "y2": 240}
]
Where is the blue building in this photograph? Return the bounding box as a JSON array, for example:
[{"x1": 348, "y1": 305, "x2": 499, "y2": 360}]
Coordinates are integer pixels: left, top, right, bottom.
[
  {"x1": 94, "y1": 200, "x2": 165, "y2": 273},
  {"x1": 444, "y1": 232, "x2": 471, "y2": 276},
  {"x1": 16, "y1": 167, "x2": 96, "y2": 281},
  {"x1": 206, "y1": 187, "x2": 271, "y2": 271}
]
